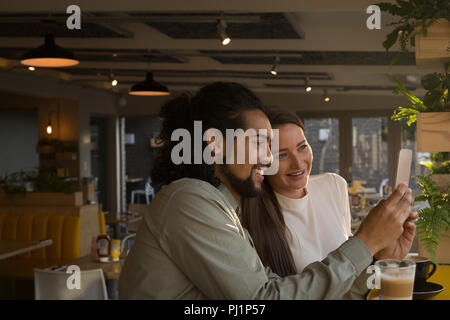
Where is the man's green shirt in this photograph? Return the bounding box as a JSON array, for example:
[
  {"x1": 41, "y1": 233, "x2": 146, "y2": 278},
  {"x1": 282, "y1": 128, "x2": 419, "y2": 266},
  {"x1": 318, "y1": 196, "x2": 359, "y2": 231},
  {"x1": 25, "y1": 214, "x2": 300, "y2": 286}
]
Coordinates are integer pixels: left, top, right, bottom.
[{"x1": 119, "y1": 178, "x2": 373, "y2": 299}]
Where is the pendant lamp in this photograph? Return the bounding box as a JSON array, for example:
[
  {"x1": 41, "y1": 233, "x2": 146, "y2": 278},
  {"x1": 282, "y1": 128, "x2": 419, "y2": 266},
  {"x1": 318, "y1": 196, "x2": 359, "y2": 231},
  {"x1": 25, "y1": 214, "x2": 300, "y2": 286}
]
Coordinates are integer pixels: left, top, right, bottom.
[
  {"x1": 21, "y1": 34, "x2": 79, "y2": 68},
  {"x1": 128, "y1": 72, "x2": 170, "y2": 96}
]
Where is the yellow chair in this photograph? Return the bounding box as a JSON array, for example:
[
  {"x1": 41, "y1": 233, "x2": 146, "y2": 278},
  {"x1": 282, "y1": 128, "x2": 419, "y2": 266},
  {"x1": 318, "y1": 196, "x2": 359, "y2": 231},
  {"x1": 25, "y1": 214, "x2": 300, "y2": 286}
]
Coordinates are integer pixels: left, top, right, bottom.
[{"x1": 0, "y1": 213, "x2": 81, "y2": 279}]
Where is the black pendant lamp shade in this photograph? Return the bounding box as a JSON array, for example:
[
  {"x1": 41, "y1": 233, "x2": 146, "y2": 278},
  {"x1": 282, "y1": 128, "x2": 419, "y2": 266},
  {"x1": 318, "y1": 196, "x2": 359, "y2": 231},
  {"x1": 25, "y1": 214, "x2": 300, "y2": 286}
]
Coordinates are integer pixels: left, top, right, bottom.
[
  {"x1": 128, "y1": 72, "x2": 170, "y2": 96},
  {"x1": 21, "y1": 34, "x2": 79, "y2": 68}
]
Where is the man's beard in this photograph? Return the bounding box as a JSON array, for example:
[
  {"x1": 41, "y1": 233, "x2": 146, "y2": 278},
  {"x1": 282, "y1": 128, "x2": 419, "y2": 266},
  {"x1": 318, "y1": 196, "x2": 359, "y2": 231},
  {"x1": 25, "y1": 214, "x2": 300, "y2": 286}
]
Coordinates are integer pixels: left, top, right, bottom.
[{"x1": 219, "y1": 164, "x2": 261, "y2": 198}]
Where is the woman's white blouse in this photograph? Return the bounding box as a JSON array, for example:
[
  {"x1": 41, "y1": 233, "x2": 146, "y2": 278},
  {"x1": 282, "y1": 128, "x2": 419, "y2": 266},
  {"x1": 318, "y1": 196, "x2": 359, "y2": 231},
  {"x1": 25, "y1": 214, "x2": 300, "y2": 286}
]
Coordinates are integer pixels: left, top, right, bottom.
[{"x1": 275, "y1": 173, "x2": 352, "y2": 273}]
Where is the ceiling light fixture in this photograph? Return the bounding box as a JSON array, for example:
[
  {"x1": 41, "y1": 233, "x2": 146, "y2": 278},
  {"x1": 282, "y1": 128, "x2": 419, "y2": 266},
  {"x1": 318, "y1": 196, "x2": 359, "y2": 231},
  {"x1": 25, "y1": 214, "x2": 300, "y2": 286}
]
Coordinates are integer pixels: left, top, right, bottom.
[
  {"x1": 129, "y1": 72, "x2": 170, "y2": 96},
  {"x1": 110, "y1": 71, "x2": 118, "y2": 87},
  {"x1": 323, "y1": 89, "x2": 331, "y2": 102},
  {"x1": 217, "y1": 17, "x2": 231, "y2": 46},
  {"x1": 270, "y1": 56, "x2": 280, "y2": 76},
  {"x1": 28, "y1": 66, "x2": 35, "y2": 71},
  {"x1": 21, "y1": 33, "x2": 79, "y2": 68},
  {"x1": 304, "y1": 75, "x2": 312, "y2": 92}
]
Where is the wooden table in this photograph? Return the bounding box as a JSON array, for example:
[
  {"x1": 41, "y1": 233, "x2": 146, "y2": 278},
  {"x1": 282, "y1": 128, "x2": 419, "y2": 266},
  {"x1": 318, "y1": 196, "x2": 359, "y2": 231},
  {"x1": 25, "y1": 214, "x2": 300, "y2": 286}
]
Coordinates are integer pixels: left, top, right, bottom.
[
  {"x1": 63, "y1": 254, "x2": 125, "y2": 299},
  {"x1": 65, "y1": 254, "x2": 124, "y2": 280},
  {"x1": 0, "y1": 239, "x2": 53, "y2": 260}
]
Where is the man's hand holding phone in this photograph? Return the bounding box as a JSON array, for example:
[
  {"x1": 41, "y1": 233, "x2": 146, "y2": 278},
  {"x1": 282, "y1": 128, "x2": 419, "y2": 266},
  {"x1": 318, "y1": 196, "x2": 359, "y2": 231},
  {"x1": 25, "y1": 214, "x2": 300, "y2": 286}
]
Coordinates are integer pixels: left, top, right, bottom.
[{"x1": 355, "y1": 183, "x2": 415, "y2": 257}]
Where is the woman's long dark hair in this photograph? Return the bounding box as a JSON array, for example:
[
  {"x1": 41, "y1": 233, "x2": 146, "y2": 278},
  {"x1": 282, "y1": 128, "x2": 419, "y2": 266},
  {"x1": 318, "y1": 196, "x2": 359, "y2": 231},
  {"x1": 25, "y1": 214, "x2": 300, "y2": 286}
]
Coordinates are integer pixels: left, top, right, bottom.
[
  {"x1": 151, "y1": 82, "x2": 265, "y2": 188},
  {"x1": 241, "y1": 106, "x2": 305, "y2": 277}
]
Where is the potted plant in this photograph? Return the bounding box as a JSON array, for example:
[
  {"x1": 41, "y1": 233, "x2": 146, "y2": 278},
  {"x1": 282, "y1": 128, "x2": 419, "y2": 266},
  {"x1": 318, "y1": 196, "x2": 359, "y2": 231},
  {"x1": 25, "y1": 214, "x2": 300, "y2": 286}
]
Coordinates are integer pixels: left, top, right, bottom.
[
  {"x1": 0, "y1": 167, "x2": 82, "y2": 206},
  {"x1": 376, "y1": 0, "x2": 449, "y2": 66},
  {"x1": 414, "y1": 175, "x2": 450, "y2": 263},
  {"x1": 420, "y1": 152, "x2": 450, "y2": 189},
  {"x1": 390, "y1": 62, "x2": 450, "y2": 151},
  {"x1": 0, "y1": 170, "x2": 30, "y2": 193}
]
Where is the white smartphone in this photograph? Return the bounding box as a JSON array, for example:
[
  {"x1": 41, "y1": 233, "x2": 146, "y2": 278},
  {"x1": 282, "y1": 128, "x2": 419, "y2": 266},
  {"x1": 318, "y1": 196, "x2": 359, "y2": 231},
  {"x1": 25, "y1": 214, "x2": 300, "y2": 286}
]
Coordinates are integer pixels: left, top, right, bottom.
[{"x1": 394, "y1": 149, "x2": 413, "y2": 188}]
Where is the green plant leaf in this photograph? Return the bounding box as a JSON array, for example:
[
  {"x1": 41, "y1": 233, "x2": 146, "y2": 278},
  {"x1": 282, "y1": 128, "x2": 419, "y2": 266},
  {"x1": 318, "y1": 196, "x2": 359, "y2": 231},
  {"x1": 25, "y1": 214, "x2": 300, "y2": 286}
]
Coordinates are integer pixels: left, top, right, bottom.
[
  {"x1": 419, "y1": 160, "x2": 435, "y2": 171},
  {"x1": 394, "y1": 80, "x2": 427, "y2": 109},
  {"x1": 383, "y1": 30, "x2": 399, "y2": 51},
  {"x1": 414, "y1": 195, "x2": 428, "y2": 203},
  {"x1": 396, "y1": 0, "x2": 414, "y2": 15},
  {"x1": 422, "y1": 73, "x2": 441, "y2": 90},
  {"x1": 415, "y1": 173, "x2": 450, "y2": 261},
  {"x1": 377, "y1": 2, "x2": 404, "y2": 16},
  {"x1": 407, "y1": 114, "x2": 417, "y2": 126}
]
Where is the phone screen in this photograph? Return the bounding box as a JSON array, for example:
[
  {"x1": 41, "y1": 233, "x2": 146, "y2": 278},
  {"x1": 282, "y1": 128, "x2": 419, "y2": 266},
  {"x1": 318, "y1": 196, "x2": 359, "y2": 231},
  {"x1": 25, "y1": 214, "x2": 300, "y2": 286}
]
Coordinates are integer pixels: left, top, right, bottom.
[{"x1": 394, "y1": 149, "x2": 413, "y2": 188}]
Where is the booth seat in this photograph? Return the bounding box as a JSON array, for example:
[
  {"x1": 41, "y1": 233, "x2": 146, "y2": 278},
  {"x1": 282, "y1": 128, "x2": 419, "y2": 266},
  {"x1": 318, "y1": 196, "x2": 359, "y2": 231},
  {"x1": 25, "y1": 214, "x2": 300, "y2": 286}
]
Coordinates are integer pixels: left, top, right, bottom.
[{"x1": 0, "y1": 213, "x2": 81, "y2": 279}]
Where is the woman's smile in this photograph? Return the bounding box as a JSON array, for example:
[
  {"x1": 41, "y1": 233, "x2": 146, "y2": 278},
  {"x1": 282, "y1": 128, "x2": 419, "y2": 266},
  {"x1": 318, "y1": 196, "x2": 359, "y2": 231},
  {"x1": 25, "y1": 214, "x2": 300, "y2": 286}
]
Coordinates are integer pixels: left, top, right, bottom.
[{"x1": 286, "y1": 169, "x2": 307, "y2": 179}]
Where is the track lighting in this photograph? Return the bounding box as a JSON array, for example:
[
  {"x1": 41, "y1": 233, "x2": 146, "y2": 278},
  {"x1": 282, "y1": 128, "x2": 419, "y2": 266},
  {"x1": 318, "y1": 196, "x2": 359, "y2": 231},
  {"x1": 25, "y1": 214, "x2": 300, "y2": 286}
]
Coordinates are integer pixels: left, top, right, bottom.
[
  {"x1": 304, "y1": 76, "x2": 312, "y2": 92},
  {"x1": 323, "y1": 89, "x2": 331, "y2": 102},
  {"x1": 110, "y1": 71, "x2": 118, "y2": 87},
  {"x1": 270, "y1": 56, "x2": 280, "y2": 75},
  {"x1": 217, "y1": 18, "x2": 231, "y2": 46}
]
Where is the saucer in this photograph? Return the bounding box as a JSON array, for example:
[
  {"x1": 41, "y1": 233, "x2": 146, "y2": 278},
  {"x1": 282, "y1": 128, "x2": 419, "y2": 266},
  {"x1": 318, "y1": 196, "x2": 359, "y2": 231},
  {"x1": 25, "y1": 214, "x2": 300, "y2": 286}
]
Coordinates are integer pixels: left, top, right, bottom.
[{"x1": 413, "y1": 281, "x2": 444, "y2": 300}]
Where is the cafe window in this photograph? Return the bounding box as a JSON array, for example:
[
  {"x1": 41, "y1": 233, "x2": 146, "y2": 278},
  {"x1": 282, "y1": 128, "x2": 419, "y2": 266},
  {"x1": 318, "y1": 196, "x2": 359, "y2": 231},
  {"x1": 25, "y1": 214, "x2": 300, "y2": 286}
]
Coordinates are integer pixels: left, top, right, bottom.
[
  {"x1": 300, "y1": 111, "x2": 401, "y2": 191},
  {"x1": 0, "y1": 109, "x2": 39, "y2": 175},
  {"x1": 352, "y1": 117, "x2": 389, "y2": 191},
  {"x1": 303, "y1": 118, "x2": 340, "y2": 175}
]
